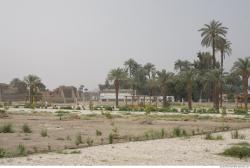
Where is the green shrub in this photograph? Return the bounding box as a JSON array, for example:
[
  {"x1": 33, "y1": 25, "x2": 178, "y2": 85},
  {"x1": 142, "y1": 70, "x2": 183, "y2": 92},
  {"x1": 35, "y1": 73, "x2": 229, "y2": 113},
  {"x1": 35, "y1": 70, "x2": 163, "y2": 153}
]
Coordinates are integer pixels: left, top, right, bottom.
[
  {"x1": 234, "y1": 108, "x2": 248, "y2": 115},
  {"x1": 60, "y1": 106, "x2": 72, "y2": 110},
  {"x1": 86, "y1": 137, "x2": 94, "y2": 146},
  {"x1": 207, "y1": 108, "x2": 219, "y2": 113},
  {"x1": 102, "y1": 112, "x2": 112, "y2": 119},
  {"x1": 172, "y1": 127, "x2": 188, "y2": 137},
  {"x1": 222, "y1": 146, "x2": 250, "y2": 159},
  {"x1": 16, "y1": 144, "x2": 27, "y2": 156},
  {"x1": 231, "y1": 130, "x2": 246, "y2": 139},
  {"x1": 173, "y1": 127, "x2": 181, "y2": 137},
  {"x1": 22, "y1": 124, "x2": 32, "y2": 133},
  {"x1": 144, "y1": 105, "x2": 157, "y2": 112},
  {"x1": 75, "y1": 133, "x2": 83, "y2": 146},
  {"x1": 0, "y1": 123, "x2": 15, "y2": 133},
  {"x1": 103, "y1": 105, "x2": 113, "y2": 111},
  {"x1": 55, "y1": 110, "x2": 70, "y2": 120},
  {"x1": 96, "y1": 129, "x2": 102, "y2": 136},
  {"x1": 205, "y1": 133, "x2": 224, "y2": 140},
  {"x1": 40, "y1": 129, "x2": 48, "y2": 137},
  {"x1": 144, "y1": 129, "x2": 165, "y2": 140},
  {"x1": 109, "y1": 133, "x2": 114, "y2": 144},
  {"x1": 119, "y1": 105, "x2": 132, "y2": 111},
  {"x1": 0, "y1": 148, "x2": 6, "y2": 158}
]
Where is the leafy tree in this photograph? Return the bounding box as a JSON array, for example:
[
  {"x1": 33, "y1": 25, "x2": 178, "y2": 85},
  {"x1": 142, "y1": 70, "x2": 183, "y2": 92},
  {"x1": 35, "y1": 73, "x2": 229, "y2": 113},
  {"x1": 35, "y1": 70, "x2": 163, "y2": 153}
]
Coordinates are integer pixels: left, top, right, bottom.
[
  {"x1": 144, "y1": 63, "x2": 156, "y2": 79},
  {"x1": 107, "y1": 68, "x2": 127, "y2": 107},
  {"x1": 24, "y1": 75, "x2": 45, "y2": 105},
  {"x1": 10, "y1": 78, "x2": 27, "y2": 93},
  {"x1": 231, "y1": 57, "x2": 250, "y2": 110},
  {"x1": 216, "y1": 38, "x2": 232, "y2": 106},
  {"x1": 156, "y1": 70, "x2": 174, "y2": 107},
  {"x1": 199, "y1": 20, "x2": 228, "y2": 68}
]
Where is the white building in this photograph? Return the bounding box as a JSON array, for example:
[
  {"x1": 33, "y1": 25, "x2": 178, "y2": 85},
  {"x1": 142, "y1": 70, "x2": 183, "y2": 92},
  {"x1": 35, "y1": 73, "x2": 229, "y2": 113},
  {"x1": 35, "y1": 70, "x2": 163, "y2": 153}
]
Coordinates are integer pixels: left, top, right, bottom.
[{"x1": 99, "y1": 89, "x2": 134, "y2": 101}]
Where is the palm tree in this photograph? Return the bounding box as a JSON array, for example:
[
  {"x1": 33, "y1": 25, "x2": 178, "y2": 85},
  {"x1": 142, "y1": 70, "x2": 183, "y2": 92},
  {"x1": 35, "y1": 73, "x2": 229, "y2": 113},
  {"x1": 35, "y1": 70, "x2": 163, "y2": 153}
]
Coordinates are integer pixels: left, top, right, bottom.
[
  {"x1": 180, "y1": 68, "x2": 197, "y2": 110},
  {"x1": 216, "y1": 39, "x2": 232, "y2": 107},
  {"x1": 199, "y1": 20, "x2": 228, "y2": 68},
  {"x1": 174, "y1": 60, "x2": 192, "y2": 71},
  {"x1": 144, "y1": 63, "x2": 156, "y2": 79},
  {"x1": 156, "y1": 69, "x2": 174, "y2": 107},
  {"x1": 231, "y1": 58, "x2": 250, "y2": 110},
  {"x1": 108, "y1": 68, "x2": 127, "y2": 107},
  {"x1": 24, "y1": 75, "x2": 45, "y2": 105},
  {"x1": 205, "y1": 69, "x2": 224, "y2": 110},
  {"x1": 124, "y1": 58, "x2": 138, "y2": 78}
]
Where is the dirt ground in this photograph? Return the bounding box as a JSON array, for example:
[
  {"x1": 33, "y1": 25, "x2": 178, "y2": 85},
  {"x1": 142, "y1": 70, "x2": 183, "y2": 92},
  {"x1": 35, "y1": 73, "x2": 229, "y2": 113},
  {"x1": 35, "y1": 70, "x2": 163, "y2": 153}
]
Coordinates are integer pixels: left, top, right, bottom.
[
  {"x1": 0, "y1": 129, "x2": 250, "y2": 165},
  {"x1": 1, "y1": 111, "x2": 250, "y2": 156}
]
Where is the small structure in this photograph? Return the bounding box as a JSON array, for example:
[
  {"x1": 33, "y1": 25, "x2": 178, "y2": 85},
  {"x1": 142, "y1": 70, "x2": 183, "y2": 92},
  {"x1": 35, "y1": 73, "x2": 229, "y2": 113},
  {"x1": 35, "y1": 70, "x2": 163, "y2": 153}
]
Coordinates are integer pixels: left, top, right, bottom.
[{"x1": 99, "y1": 89, "x2": 134, "y2": 102}]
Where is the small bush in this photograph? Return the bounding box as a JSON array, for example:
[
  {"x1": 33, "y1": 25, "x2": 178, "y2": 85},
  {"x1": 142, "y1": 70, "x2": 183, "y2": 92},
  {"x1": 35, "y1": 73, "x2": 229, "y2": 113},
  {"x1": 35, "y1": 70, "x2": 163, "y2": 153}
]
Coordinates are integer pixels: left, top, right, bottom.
[
  {"x1": 60, "y1": 106, "x2": 72, "y2": 110},
  {"x1": 0, "y1": 123, "x2": 15, "y2": 133},
  {"x1": 16, "y1": 144, "x2": 27, "y2": 156},
  {"x1": 172, "y1": 127, "x2": 188, "y2": 137},
  {"x1": 96, "y1": 129, "x2": 102, "y2": 136},
  {"x1": 109, "y1": 133, "x2": 114, "y2": 144},
  {"x1": 207, "y1": 108, "x2": 219, "y2": 113},
  {"x1": 222, "y1": 146, "x2": 250, "y2": 159},
  {"x1": 40, "y1": 129, "x2": 48, "y2": 137},
  {"x1": 75, "y1": 133, "x2": 83, "y2": 146},
  {"x1": 205, "y1": 133, "x2": 224, "y2": 140},
  {"x1": 144, "y1": 129, "x2": 165, "y2": 140},
  {"x1": 173, "y1": 127, "x2": 181, "y2": 137},
  {"x1": 234, "y1": 108, "x2": 248, "y2": 115},
  {"x1": 0, "y1": 148, "x2": 6, "y2": 158},
  {"x1": 22, "y1": 124, "x2": 32, "y2": 133},
  {"x1": 231, "y1": 130, "x2": 246, "y2": 139},
  {"x1": 55, "y1": 111, "x2": 70, "y2": 120},
  {"x1": 119, "y1": 105, "x2": 132, "y2": 111},
  {"x1": 86, "y1": 137, "x2": 94, "y2": 146},
  {"x1": 103, "y1": 112, "x2": 112, "y2": 119}
]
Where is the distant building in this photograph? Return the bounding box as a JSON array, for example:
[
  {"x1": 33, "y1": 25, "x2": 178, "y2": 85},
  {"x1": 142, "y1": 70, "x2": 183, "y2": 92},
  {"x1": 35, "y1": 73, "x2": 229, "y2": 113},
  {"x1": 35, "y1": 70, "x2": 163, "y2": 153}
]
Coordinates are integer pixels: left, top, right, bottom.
[{"x1": 99, "y1": 89, "x2": 134, "y2": 102}]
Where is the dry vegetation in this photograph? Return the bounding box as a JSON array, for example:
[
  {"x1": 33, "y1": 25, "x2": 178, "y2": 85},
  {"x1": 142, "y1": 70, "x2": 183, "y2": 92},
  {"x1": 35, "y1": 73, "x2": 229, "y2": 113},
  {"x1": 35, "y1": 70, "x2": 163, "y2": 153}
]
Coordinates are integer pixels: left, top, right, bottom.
[{"x1": 0, "y1": 110, "x2": 250, "y2": 158}]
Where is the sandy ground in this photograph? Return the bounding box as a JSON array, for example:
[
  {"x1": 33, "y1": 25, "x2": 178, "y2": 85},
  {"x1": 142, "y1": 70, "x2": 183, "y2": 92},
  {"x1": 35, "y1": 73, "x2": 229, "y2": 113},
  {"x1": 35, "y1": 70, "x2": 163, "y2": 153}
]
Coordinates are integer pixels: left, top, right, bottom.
[{"x1": 1, "y1": 129, "x2": 250, "y2": 165}]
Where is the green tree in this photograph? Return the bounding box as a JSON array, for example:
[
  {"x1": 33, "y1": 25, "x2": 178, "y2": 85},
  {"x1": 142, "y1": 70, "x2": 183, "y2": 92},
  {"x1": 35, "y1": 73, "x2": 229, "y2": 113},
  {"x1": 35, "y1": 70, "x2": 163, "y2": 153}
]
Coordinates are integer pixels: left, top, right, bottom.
[
  {"x1": 24, "y1": 75, "x2": 45, "y2": 105},
  {"x1": 231, "y1": 58, "x2": 250, "y2": 110},
  {"x1": 199, "y1": 20, "x2": 228, "y2": 68},
  {"x1": 156, "y1": 70, "x2": 174, "y2": 107},
  {"x1": 144, "y1": 63, "x2": 156, "y2": 79},
  {"x1": 180, "y1": 68, "x2": 197, "y2": 110},
  {"x1": 10, "y1": 78, "x2": 27, "y2": 93},
  {"x1": 205, "y1": 69, "x2": 224, "y2": 110},
  {"x1": 174, "y1": 59, "x2": 192, "y2": 71},
  {"x1": 108, "y1": 68, "x2": 127, "y2": 107},
  {"x1": 216, "y1": 38, "x2": 232, "y2": 107}
]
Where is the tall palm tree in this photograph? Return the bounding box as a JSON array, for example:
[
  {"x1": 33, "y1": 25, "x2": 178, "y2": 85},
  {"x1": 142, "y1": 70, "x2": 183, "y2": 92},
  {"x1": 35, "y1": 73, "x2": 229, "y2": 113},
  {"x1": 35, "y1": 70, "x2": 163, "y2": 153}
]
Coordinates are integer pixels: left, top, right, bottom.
[
  {"x1": 205, "y1": 69, "x2": 225, "y2": 110},
  {"x1": 24, "y1": 75, "x2": 45, "y2": 104},
  {"x1": 108, "y1": 68, "x2": 127, "y2": 107},
  {"x1": 216, "y1": 39, "x2": 232, "y2": 107},
  {"x1": 231, "y1": 58, "x2": 250, "y2": 110},
  {"x1": 144, "y1": 63, "x2": 156, "y2": 79},
  {"x1": 180, "y1": 68, "x2": 197, "y2": 110},
  {"x1": 199, "y1": 20, "x2": 228, "y2": 68},
  {"x1": 124, "y1": 58, "x2": 138, "y2": 78},
  {"x1": 156, "y1": 69, "x2": 174, "y2": 107}
]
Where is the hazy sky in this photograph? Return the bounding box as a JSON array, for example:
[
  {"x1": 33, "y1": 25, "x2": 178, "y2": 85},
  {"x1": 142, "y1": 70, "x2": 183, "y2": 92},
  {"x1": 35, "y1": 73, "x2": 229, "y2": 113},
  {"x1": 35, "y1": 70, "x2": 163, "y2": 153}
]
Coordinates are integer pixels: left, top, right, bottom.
[{"x1": 0, "y1": 0, "x2": 249, "y2": 90}]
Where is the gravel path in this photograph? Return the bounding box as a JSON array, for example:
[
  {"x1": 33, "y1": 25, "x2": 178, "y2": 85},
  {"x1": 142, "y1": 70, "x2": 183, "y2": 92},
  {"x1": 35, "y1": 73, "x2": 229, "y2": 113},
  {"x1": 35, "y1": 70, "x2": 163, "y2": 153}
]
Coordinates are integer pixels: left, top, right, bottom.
[{"x1": 1, "y1": 129, "x2": 250, "y2": 165}]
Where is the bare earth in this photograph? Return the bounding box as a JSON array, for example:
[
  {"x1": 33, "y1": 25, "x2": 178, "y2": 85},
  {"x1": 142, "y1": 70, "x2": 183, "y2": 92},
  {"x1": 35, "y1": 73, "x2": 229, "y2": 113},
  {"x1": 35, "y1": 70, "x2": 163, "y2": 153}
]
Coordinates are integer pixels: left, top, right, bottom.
[{"x1": 1, "y1": 129, "x2": 250, "y2": 165}]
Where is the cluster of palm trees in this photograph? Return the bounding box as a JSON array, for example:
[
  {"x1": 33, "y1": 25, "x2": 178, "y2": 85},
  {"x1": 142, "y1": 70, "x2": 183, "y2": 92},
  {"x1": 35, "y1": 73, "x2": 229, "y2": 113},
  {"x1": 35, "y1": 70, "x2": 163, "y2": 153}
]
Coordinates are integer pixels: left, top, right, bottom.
[
  {"x1": 102, "y1": 20, "x2": 250, "y2": 110},
  {"x1": 10, "y1": 75, "x2": 45, "y2": 105}
]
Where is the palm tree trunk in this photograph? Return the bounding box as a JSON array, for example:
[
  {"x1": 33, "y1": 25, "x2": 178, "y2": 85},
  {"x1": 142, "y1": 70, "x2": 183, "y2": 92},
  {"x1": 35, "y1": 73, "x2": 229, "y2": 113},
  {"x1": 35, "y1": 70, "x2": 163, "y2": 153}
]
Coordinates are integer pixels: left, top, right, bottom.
[
  {"x1": 220, "y1": 51, "x2": 224, "y2": 107},
  {"x1": 163, "y1": 94, "x2": 167, "y2": 107},
  {"x1": 243, "y1": 76, "x2": 248, "y2": 110},
  {"x1": 187, "y1": 81, "x2": 192, "y2": 110},
  {"x1": 114, "y1": 79, "x2": 119, "y2": 107}
]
